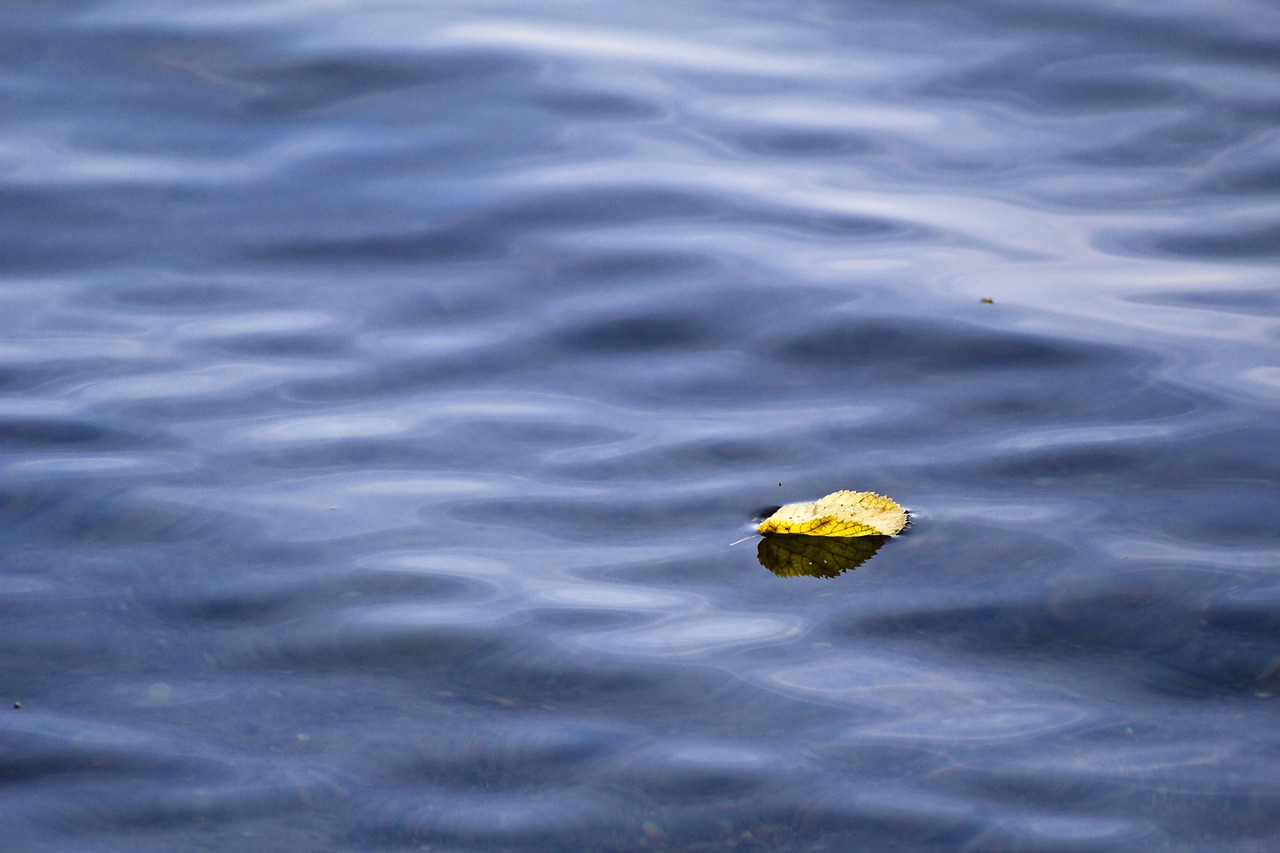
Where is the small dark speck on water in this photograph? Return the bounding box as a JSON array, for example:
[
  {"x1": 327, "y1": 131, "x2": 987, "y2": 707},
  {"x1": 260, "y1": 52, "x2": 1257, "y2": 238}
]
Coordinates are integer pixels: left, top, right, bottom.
[
  {"x1": 13, "y1": 701, "x2": 21, "y2": 709},
  {"x1": 980, "y1": 297, "x2": 994, "y2": 303}
]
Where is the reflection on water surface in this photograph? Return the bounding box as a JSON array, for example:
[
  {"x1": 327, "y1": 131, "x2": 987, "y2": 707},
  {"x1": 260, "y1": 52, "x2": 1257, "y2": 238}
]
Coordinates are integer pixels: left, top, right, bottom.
[{"x1": 757, "y1": 534, "x2": 890, "y2": 578}]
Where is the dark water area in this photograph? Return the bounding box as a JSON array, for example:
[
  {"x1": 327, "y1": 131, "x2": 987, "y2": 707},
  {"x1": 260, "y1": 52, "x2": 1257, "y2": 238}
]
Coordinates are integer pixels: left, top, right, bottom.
[{"x1": 4, "y1": 0, "x2": 1280, "y2": 849}]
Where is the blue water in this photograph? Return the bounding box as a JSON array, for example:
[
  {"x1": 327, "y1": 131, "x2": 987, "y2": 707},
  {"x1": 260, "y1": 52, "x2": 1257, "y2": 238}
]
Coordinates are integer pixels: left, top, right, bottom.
[{"x1": 4, "y1": 0, "x2": 1280, "y2": 849}]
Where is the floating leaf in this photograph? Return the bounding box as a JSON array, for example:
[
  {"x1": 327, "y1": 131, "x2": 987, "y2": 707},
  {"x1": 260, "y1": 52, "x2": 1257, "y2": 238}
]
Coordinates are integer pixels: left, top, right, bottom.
[
  {"x1": 757, "y1": 534, "x2": 888, "y2": 578},
  {"x1": 757, "y1": 490, "x2": 907, "y2": 538}
]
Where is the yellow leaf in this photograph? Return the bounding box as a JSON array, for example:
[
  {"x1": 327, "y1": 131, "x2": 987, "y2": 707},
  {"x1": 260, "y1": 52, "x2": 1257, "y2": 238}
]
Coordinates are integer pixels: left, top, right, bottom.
[{"x1": 757, "y1": 490, "x2": 908, "y2": 538}]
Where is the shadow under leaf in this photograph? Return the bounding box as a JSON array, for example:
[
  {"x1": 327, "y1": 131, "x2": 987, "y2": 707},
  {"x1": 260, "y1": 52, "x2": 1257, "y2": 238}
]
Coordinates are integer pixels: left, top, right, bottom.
[{"x1": 757, "y1": 534, "x2": 889, "y2": 578}]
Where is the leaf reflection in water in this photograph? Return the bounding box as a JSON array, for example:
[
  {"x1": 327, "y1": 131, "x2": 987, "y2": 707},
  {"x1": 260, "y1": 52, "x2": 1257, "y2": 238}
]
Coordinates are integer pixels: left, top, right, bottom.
[{"x1": 756, "y1": 534, "x2": 889, "y2": 578}]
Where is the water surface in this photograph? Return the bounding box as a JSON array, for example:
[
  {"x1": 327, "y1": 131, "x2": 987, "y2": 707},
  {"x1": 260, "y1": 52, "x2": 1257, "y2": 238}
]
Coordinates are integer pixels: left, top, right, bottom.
[{"x1": 3, "y1": 0, "x2": 1280, "y2": 849}]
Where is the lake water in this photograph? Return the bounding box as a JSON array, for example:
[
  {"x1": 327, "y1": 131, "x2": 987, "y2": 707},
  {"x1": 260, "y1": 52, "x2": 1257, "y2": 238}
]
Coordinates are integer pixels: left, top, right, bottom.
[{"x1": 4, "y1": 0, "x2": 1280, "y2": 849}]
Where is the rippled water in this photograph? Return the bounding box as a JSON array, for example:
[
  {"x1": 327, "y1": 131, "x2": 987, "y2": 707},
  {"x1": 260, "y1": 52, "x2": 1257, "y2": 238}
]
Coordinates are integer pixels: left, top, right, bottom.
[{"x1": 4, "y1": 0, "x2": 1280, "y2": 849}]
